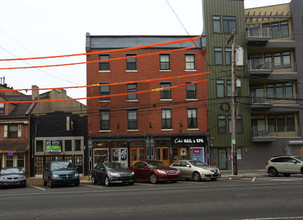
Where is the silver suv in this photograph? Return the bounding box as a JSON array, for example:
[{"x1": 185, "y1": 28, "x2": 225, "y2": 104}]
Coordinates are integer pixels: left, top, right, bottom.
[{"x1": 265, "y1": 155, "x2": 303, "y2": 177}]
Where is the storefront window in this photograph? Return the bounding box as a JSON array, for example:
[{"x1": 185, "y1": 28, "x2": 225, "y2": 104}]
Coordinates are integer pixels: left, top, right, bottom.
[
  {"x1": 163, "y1": 148, "x2": 169, "y2": 160},
  {"x1": 139, "y1": 149, "x2": 145, "y2": 160},
  {"x1": 74, "y1": 140, "x2": 81, "y2": 151},
  {"x1": 36, "y1": 140, "x2": 43, "y2": 152},
  {"x1": 6, "y1": 155, "x2": 13, "y2": 167},
  {"x1": 65, "y1": 140, "x2": 72, "y2": 151},
  {"x1": 17, "y1": 154, "x2": 24, "y2": 167},
  {"x1": 173, "y1": 148, "x2": 179, "y2": 160}
]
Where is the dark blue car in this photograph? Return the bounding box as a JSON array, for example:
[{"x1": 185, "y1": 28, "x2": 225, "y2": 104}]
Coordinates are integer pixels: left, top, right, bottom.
[{"x1": 43, "y1": 161, "x2": 79, "y2": 188}]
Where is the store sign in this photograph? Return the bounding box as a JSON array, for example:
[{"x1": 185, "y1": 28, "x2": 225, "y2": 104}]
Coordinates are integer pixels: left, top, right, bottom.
[
  {"x1": 46, "y1": 140, "x2": 62, "y2": 152},
  {"x1": 8, "y1": 152, "x2": 13, "y2": 156},
  {"x1": 171, "y1": 136, "x2": 208, "y2": 146}
]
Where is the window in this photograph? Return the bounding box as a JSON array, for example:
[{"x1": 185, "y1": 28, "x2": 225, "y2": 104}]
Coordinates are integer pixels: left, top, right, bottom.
[
  {"x1": 215, "y1": 48, "x2": 223, "y2": 65},
  {"x1": 17, "y1": 154, "x2": 24, "y2": 167},
  {"x1": 268, "y1": 115, "x2": 276, "y2": 132},
  {"x1": 65, "y1": 140, "x2": 72, "y2": 151},
  {"x1": 272, "y1": 22, "x2": 280, "y2": 38},
  {"x1": 126, "y1": 54, "x2": 137, "y2": 70},
  {"x1": 227, "y1": 80, "x2": 241, "y2": 97},
  {"x1": 0, "y1": 103, "x2": 4, "y2": 114},
  {"x1": 229, "y1": 115, "x2": 242, "y2": 133},
  {"x1": 285, "y1": 82, "x2": 293, "y2": 99},
  {"x1": 282, "y1": 52, "x2": 291, "y2": 68},
  {"x1": 275, "y1": 83, "x2": 283, "y2": 99},
  {"x1": 225, "y1": 48, "x2": 232, "y2": 65},
  {"x1": 262, "y1": 23, "x2": 270, "y2": 37},
  {"x1": 160, "y1": 82, "x2": 171, "y2": 99},
  {"x1": 127, "y1": 84, "x2": 137, "y2": 100},
  {"x1": 7, "y1": 124, "x2": 18, "y2": 138},
  {"x1": 265, "y1": 53, "x2": 272, "y2": 69},
  {"x1": 216, "y1": 80, "x2": 224, "y2": 97},
  {"x1": 6, "y1": 155, "x2": 13, "y2": 167},
  {"x1": 36, "y1": 140, "x2": 43, "y2": 152},
  {"x1": 99, "y1": 54, "x2": 110, "y2": 71},
  {"x1": 99, "y1": 83, "x2": 110, "y2": 101},
  {"x1": 248, "y1": 24, "x2": 260, "y2": 37},
  {"x1": 223, "y1": 16, "x2": 236, "y2": 33},
  {"x1": 266, "y1": 84, "x2": 274, "y2": 100},
  {"x1": 213, "y1": 16, "x2": 221, "y2": 33},
  {"x1": 218, "y1": 115, "x2": 226, "y2": 134},
  {"x1": 162, "y1": 109, "x2": 172, "y2": 129},
  {"x1": 127, "y1": 109, "x2": 138, "y2": 130},
  {"x1": 277, "y1": 115, "x2": 285, "y2": 132},
  {"x1": 185, "y1": 54, "x2": 195, "y2": 70},
  {"x1": 187, "y1": 108, "x2": 198, "y2": 129},
  {"x1": 281, "y1": 21, "x2": 289, "y2": 38},
  {"x1": 273, "y1": 53, "x2": 282, "y2": 69},
  {"x1": 100, "y1": 110, "x2": 110, "y2": 130},
  {"x1": 287, "y1": 114, "x2": 295, "y2": 132},
  {"x1": 186, "y1": 83, "x2": 196, "y2": 99},
  {"x1": 160, "y1": 54, "x2": 170, "y2": 70},
  {"x1": 74, "y1": 140, "x2": 81, "y2": 151}
]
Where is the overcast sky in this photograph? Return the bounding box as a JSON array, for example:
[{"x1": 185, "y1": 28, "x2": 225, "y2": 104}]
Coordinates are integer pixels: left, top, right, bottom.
[{"x1": 0, "y1": 0, "x2": 291, "y2": 104}]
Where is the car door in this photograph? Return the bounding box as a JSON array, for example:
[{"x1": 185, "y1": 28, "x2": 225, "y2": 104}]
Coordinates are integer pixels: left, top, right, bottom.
[
  {"x1": 181, "y1": 161, "x2": 192, "y2": 178},
  {"x1": 43, "y1": 162, "x2": 51, "y2": 181},
  {"x1": 171, "y1": 161, "x2": 184, "y2": 177},
  {"x1": 284, "y1": 157, "x2": 300, "y2": 173},
  {"x1": 98, "y1": 164, "x2": 107, "y2": 183},
  {"x1": 133, "y1": 162, "x2": 147, "y2": 181}
]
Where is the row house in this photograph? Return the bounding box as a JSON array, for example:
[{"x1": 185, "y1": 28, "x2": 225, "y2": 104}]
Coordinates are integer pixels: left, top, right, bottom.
[{"x1": 86, "y1": 34, "x2": 208, "y2": 169}]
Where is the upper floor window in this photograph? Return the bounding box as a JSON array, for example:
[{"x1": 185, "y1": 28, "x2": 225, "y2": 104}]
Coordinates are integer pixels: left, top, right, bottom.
[
  {"x1": 228, "y1": 115, "x2": 242, "y2": 133},
  {"x1": 100, "y1": 110, "x2": 110, "y2": 130},
  {"x1": 99, "y1": 54, "x2": 110, "y2": 71},
  {"x1": 0, "y1": 103, "x2": 4, "y2": 114},
  {"x1": 218, "y1": 115, "x2": 226, "y2": 134},
  {"x1": 126, "y1": 54, "x2": 137, "y2": 70},
  {"x1": 99, "y1": 83, "x2": 110, "y2": 101},
  {"x1": 185, "y1": 54, "x2": 195, "y2": 70},
  {"x1": 160, "y1": 82, "x2": 171, "y2": 99},
  {"x1": 162, "y1": 109, "x2": 172, "y2": 129},
  {"x1": 186, "y1": 83, "x2": 197, "y2": 99},
  {"x1": 74, "y1": 140, "x2": 81, "y2": 151},
  {"x1": 127, "y1": 109, "x2": 138, "y2": 130},
  {"x1": 127, "y1": 83, "x2": 137, "y2": 100},
  {"x1": 36, "y1": 140, "x2": 43, "y2": 152},
  {"x1": 272, "y1": 22, "x2": 280, "y2": 39},
  {"x1": 187, "y1": 108, "x2": 198, "y2": 129},
  {"x1": 214, "y1": 48, "x2": 223, "y2": 65},
  {"x1": 4, "y1": 124, "x2": 20, "y2": 138},
  {"x1": 281, "y1": 21, "x2": 289, "y2": 38},
  {"x1": 213, "y1": 16, "x2": 221, "y2": 33},
  {"x1": 216, "y1": 80, "x2": 224, "y2": 98},
  {"x1": 225, "y1": 48, "x2": 232, "y2": 65},
  {"x1": 223, "y1": 16, "x2": 236, "y2": 33},
  {"x1": 160, "y1": 54, "x2": 170, "y2": 70}
]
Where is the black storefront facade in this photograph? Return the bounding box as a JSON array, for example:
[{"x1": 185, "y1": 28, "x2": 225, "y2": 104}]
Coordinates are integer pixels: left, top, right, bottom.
[{"x1": 88, "y1": 134, "x2": 209, "y2": 169}]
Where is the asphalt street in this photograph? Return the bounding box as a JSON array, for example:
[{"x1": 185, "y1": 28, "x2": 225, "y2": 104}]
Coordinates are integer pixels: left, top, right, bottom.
[{"x1": 1, "y1": 176, "x2": 303, "y2": 220}]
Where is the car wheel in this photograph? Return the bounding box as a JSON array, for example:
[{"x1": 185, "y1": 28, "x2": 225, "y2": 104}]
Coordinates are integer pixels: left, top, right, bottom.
[
  {"x1": 74, "y1": 182, "x2": 80, "y2": 187},
  {"x1": 91, "y1": 175, "x2": 96, "y2": 185},
  {"x1": 104, "y1": 176, "x2": 111, "y2": 186},
  {"x1": 43, "y1": 180, "x2": 47, "y2": 186},
  {"x1": 192, "y1": 172, "x2": 201, "y2": 182},
  {"x1": 268, "y1": 167, "x2": 278, "y2": 177},
  {"x1": 211, "y1": 178, "x2": 217, "y2": 181},
  {"x1": 150, "y1": 174, "x2": 157, "y2": 184},
  {"x1": 283, "y1": 173, "x2": 291, "y2": 177}
]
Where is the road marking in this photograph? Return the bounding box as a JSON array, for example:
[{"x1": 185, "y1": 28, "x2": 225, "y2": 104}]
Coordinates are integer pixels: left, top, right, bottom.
[
  {"x1": 30, "y1": 185, "x2": 45, "y2": 191},
  {"x1": 83, "y1": 184, "x2": 104, "y2": 189},
  {"x1": 133, "y1": 183, "x2": 155, "y2": 186},
  {"x1": 242, "y1": 216, "x2": 303, "y2": 220},
  {"x1": 252, "y1": 177, "x2": 256, "y2": 182}
]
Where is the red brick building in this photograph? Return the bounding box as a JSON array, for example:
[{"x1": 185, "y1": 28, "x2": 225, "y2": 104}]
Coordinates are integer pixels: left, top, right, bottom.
[{"x1": 86, "y1": 34, "x2": 208, "y2": 169}]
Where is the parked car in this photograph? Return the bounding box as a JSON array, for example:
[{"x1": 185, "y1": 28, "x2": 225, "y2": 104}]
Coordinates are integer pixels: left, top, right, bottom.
[
  {"x1": 130, "y1": 161, "x2": 180, "y2": 184},
  {"x1": 265, "y1": 155, "x2": 303, "y2": 177},
  {"x1": 0, "y1": 167, "x2": 26, "y2": 187},
  {"x1": 43, "y1": 161, "x2": 79, "y2": 188},
  {"x1": 170, "y1": 160, "x2": 221, "y2": 181},
  {"x1": 91, "y1": 162, "x2": 135, "y2": 186}
]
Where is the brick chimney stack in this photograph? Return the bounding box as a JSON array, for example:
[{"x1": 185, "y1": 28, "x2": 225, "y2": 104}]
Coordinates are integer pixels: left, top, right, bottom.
[{"x1": 32, "y1": 85, "x2": 39, "y2": 100}]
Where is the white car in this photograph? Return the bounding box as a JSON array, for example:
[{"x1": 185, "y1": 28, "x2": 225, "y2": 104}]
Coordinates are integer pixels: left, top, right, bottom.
[
  {"x1": 170, "y1": 160, "x2": 220, "y2": 181},
  {"x1": 265, "y1": 155, "x2": 303, "y2": 177}
]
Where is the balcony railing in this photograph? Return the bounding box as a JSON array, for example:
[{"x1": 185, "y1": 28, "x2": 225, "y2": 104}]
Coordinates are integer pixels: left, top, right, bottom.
[
  {"x1": 247, "y1": 27, "x2": 271, "y2": 39},
  {"x1": 248, "y1": 59, "x2": 273, "y2": 76},
  {"x1": 252, "y1": 125, "x2": 275, "y2": 138}
]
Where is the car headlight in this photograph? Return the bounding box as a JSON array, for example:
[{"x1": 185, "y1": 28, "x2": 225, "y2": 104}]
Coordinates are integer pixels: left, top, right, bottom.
[
  {"x1": 157, "y1": 169, "x2": 167, "y2": 174},
  {"x1": 75, "y1": 173, "x2": 79, "y2": 177},
  {"x1": 52, "y1": 174, "x2": 59, "y2": 178},
  {"x1": 109, "y1": 172, "x2": 120, "y2": 177},
  {"x1": 131, "y1": 171, "x2": 135, "y2": 175},
  {"x1": 176, "y1": 169, "x2": 180, "y2": 174}
]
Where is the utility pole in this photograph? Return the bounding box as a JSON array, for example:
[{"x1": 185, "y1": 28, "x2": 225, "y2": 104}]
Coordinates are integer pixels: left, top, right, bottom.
[{"x1": 228, "y1": 31, "x2": 238, "y2": 175}]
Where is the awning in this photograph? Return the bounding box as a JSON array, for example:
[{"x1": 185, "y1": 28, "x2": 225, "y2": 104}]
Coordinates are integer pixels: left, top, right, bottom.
[{"x1": 0, "y1": 142, "x2": 28, "y2": 153}]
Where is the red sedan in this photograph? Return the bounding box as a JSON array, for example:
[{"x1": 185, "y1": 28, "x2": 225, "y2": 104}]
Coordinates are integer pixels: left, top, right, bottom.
[{"x1": 130, "y1": 161, "x2": 180, "y2": 184}]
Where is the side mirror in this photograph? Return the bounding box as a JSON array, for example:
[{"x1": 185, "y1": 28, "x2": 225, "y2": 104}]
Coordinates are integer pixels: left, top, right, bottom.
[
  {"x1": 144, "y1": 165, "x2": 148, "y2": 169},
  {"x1": 186, "y1": 164, "x2": 191, "y2": 168}
]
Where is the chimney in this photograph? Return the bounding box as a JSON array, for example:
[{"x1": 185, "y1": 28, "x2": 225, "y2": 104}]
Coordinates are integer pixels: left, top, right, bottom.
[{"x1": 32, "y1": 85, "x2": 39, "y2": 100}]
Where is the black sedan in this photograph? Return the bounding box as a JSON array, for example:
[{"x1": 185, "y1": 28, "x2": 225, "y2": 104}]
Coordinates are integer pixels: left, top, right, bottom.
[
  {"x1": 91, "y1": 162, "x2": 135, "y2": 186},
  {"x1": 0, "y1": 167, "x2": 26, "y2": 187}
]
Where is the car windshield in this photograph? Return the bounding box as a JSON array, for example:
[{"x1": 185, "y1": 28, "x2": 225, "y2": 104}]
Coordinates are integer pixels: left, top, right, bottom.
[
  {"x1": 147, "y1": 161, "x2": 168, "y2": 168},
  {"x1": 0, "y1": 168, "x2": 24, "y2": 174},
  {"x1": 104, "y1": 162, "x2": 128, "y2": 170},
  {"x1": 189, "y1": 160, "x2": 207, "y2": 166},
  {"x1": 295, "y1": 156, "x2": 303, "y2": 162},
  {"x1": 51, "y1": 161, "x2": 74, "y2": 170}
]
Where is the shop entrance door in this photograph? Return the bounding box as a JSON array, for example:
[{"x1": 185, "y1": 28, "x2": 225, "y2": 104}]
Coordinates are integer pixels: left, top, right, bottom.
[
  {"x1": 218, "y1": 149, "x2": 227, "y2": 170},
  {"x1": 154, "y1": 147, "x2": 170, "y2": 165},
  {"x1": 172, "y1": 147, "x2": 188, "y2": 161},
  {"x1": 93, "y1": 148, "x2": 109, "y2": 168},
  {"x1": 111, "y1": 148, "x2": 128, "y2": 167},
  {"x1": 130, "y1": 147, "x2": 145, "y2": 167}
]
